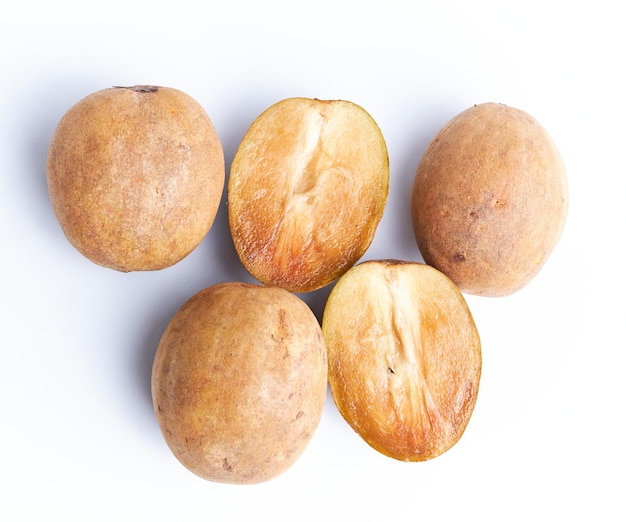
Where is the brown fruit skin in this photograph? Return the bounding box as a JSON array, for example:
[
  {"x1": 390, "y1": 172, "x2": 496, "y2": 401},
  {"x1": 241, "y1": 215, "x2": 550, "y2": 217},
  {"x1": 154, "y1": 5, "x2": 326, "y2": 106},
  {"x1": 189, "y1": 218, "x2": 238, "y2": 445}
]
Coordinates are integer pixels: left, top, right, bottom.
[
  {"x1": 322, "y1": 260, "x2": 481, "y2": 462},
  {"x1": 151, "y1": 282, "x2": 328, "y2": 484},
  {"x1": 411, "y1": 102, "x2": 568, "y2": 297},
  {"x1": 228, "y1": 97, "x2": 389, "y2": 293},
  {"x1": 47, "y1": 85, "x2": 225, "y2": 272}
]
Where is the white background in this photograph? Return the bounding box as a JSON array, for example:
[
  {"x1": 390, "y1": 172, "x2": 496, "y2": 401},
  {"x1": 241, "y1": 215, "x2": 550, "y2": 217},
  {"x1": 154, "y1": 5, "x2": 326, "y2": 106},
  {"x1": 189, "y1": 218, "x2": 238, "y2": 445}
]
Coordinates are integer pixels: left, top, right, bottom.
[{"x1": 1, "y1": 1, "x2": 624, "y2": 520}]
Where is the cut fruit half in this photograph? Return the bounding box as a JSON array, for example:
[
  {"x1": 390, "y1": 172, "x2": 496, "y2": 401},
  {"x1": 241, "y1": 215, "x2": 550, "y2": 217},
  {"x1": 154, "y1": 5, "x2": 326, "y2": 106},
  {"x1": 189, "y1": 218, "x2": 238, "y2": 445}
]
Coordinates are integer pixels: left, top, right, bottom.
[
  {"x1": 322, "y1": 260, "x2": 482, "y2": 462},
  {"x1": 228, "y1": 97, "x2": 389, "y2": 293}
]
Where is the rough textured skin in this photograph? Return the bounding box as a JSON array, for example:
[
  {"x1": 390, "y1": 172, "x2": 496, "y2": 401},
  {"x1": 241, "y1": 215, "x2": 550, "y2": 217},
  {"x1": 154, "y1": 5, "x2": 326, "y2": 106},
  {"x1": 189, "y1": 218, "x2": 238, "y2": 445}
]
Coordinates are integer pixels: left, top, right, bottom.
[
  {"x1": 228, "y1": 97, "x2": 389, "y2": 293},
  {"x1": 411, "y1": 102, "x2": 568, "y2": 297},
  {"x1": 322, "y1": 260, "x2": 481, "y2": 462},
  {"x1": 151, "y1": 282, "x2": 328, "y2": 484},
  {"x1": 47, "y1": 85, "x2": 225, "y2": 272}
]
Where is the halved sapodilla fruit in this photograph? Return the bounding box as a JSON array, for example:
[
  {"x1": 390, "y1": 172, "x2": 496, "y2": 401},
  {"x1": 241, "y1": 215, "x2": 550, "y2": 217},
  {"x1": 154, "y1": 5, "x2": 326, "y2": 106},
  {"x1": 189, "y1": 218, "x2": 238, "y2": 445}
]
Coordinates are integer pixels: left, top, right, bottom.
[
  {"x1": 322, "y1": 260, "x2": 482, "y2": 462},
  {"x1": 228, "y1": 97, "x2": 389, "y2": 293}
]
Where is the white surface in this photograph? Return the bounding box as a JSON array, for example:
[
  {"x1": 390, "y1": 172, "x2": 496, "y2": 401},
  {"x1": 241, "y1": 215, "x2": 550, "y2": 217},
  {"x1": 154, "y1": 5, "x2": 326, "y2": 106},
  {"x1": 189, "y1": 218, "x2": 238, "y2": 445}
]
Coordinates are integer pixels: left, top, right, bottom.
[{"x1": 1, "y1": 1, "x2": 624, "y2": 520}]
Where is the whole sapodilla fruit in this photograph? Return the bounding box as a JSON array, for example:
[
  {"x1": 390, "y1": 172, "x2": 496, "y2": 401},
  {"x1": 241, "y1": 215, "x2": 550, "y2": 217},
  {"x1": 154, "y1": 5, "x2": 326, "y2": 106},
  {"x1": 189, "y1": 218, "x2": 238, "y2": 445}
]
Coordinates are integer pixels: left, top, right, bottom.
[
  {"x1": 47, "y1": 85, "x2": 225, "y2": 272},
  {"x1": 151, "y1": 282, "x2": 328, "y2": 484},
  {"x1": 228, "y1": 97, "x2": 390, "y2": 293},
  {"x1": 411, "y1": 102, "x2": 568, "y2": 297}
]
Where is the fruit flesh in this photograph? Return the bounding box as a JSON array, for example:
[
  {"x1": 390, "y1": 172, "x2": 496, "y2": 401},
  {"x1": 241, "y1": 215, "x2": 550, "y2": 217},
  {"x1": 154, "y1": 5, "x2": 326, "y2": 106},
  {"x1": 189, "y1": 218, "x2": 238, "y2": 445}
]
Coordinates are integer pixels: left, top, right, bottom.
[
  {"x1": 323, "y1": 260, "x2": 481, "y2": 461},
  {"x1": 228, "y1": 97, "x2": 389, "y2": 292}
]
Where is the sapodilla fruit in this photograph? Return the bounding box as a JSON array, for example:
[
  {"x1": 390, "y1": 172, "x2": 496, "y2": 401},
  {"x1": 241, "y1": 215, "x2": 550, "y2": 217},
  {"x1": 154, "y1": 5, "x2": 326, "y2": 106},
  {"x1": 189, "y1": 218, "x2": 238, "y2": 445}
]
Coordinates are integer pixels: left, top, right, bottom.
[
  {"x1": 228, "y1": 97, "x2": 389, "y2": 293},
  {"x1": 47, "y1": 85, "x2": 225, "y2": 272}
]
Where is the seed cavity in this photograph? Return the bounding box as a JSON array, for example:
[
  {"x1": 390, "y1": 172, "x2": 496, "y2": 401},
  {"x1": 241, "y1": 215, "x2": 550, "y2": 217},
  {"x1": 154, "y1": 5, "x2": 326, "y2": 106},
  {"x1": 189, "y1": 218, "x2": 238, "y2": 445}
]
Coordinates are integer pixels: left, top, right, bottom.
[
  {"x1": 289, "y1": 109, "x2": 326, "y2": 198},
  {"x1": 287, "y1": 108, "x2": 354, "y2": 203},
  {"x1": 273, "y1": 108, "x2": 354, "y2": 267},
  {"x1": 383, "y1": 270, "x2": 440, "y2": 434}
]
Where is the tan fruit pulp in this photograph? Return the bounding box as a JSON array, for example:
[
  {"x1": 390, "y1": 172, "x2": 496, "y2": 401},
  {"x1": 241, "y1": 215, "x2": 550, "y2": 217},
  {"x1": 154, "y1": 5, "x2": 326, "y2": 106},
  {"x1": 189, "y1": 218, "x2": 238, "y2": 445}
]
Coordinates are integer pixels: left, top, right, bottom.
[
  {"x1": 323, "y1": 260, "x2": 481, "y2": 462},
  {"x1": 228, "y1": 97, "x2": 389, "y2": 292}
]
